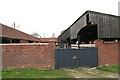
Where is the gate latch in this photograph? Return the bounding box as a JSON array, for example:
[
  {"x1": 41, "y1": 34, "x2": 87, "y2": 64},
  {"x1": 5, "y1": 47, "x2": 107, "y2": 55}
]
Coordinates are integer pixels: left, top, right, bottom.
[{"x1": 73, "y1": 56, "x2": 77, "y2": 59}]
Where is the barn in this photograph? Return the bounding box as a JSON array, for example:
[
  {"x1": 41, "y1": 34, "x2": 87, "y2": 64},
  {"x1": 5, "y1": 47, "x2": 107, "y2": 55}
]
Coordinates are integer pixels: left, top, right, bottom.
[
  {"x1": 58, "y1": 10, "x2": 120, "y2": 48},
  {"x1": 0, "y1": 24, "x2": 40, "y2": 43}
]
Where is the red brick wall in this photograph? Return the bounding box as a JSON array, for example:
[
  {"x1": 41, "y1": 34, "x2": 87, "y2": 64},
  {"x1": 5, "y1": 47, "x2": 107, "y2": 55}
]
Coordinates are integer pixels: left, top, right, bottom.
[
  {"x1": 2, "y1": 42, "x2": 55, "y2": 69},
  {"x1": 118, "y1": 42, "x2": 120, "y2": 64},
  {"x1": 95, "y1": 40, "x2": 119, "y2": 66}
]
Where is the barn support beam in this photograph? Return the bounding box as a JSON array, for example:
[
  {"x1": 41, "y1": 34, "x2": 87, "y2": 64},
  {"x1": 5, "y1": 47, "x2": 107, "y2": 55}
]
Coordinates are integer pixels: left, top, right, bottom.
[
  {"x1": 61, "y1": 41, "x2": 63, "y2": 48},
  {"x1": 10, "y1": 39, "x2": 12, "y2": 43},
  {"x1": 69, "y1": 40, "x2": 71, "y2": 49},
  {"x1": 67, "y1": 38, "x2": 71, "y2": 49},
  {"x1": 65, "y1": 41, "x2": 67, "y2": 49},
  {"x1": 78, "y1": 37, "x2": 80, "y2": 49}
]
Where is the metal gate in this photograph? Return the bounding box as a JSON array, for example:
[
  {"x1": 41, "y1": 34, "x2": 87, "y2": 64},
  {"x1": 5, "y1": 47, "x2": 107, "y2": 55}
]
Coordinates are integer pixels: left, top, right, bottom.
[{"x1": 55, "y1": 48, "x2": 98, "y2": 68}]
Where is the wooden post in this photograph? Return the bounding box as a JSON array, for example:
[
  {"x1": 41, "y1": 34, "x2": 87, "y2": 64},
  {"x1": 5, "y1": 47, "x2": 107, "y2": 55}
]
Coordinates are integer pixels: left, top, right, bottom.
[{"x1": 78, "y1": 37, "x2": 80, "y2": 49}]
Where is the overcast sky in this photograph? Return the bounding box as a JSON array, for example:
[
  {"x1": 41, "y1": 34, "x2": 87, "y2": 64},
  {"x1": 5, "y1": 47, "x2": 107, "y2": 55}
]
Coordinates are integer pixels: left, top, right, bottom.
[{"x1": 0, "y1": 0, "x2": 119, "y2": 38}]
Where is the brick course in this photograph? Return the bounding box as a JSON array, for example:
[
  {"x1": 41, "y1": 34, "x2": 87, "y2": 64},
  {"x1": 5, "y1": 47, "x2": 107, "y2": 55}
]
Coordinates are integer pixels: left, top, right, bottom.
[{"x1": 2, "y1": 41, "x2": 55, "y2": 69}]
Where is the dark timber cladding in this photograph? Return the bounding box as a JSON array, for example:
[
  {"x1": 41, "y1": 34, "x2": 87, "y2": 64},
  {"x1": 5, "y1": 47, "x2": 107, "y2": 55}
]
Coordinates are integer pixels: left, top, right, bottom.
[
  {"x1": 58, "y1": 10, "x2": 120, "y2": 44},
  {"x1": 70, "y1": 12, "x2": 87, "y2": 40},
  {"x1": 88, "y1": 11, "x2": 120, "y2": 39},
  {"x1": 58, "y1": 27, "x2": 70, "y2": 42}
]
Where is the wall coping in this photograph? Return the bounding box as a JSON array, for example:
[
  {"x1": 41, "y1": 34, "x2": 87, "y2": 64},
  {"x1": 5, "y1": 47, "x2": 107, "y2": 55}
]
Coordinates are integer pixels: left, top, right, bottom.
[
  {"x1": 103, "y1": 41, "x2": 118, "y2": 44},
  {"x1": 0, "y1": 43, "x2": 49, "y2": 46},
  {"x1": 95, "y1": 40, "x2": 120, "y2": 44}
]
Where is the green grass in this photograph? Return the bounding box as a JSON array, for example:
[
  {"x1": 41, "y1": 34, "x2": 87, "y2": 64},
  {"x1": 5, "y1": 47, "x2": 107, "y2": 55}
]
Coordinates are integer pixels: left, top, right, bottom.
[
  {"x1": 0, "y1": 69, "x2": 2, "y2": 79},
  {"x1": 2, "y1": 68, "x2": 73, "y2": 78},
  {"x1": 2, "y1": 65, "x2": 119, "y2": 78},
  {"x1": 96, "y1": 65, "x2": 118, "y2": 73}
]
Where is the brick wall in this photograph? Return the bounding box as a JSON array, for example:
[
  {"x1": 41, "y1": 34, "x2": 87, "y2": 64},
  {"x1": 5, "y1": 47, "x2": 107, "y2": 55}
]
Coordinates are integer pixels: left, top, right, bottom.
[
  {"x1": 95, "y1": 40, "x2": 119, "y2": 66},
  {"x1": 2, "y1": 42, "x2": 55, "y2": 69},
  {"x1": 118, "y1": 42, "x2": 120, "y2": 64}
]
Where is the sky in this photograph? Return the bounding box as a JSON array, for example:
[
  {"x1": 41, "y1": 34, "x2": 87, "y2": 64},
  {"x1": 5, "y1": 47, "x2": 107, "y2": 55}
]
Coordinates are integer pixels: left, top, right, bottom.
[
  {"x1": 0, "y1": 0, "x2": 119, "y2": 38},
  {"x1": 118, "y1": 1, "x2": 120, "y2": 16}
]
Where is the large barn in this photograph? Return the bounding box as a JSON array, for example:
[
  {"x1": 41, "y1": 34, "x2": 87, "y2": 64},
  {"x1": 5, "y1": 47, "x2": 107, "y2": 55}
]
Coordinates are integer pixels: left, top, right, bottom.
[{"x1": 58, "y1": 10, "x2": 120, "y2": 48}]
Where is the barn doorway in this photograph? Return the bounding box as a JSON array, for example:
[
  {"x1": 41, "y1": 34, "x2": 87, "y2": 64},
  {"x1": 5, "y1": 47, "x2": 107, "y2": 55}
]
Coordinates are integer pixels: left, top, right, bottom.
[{"x1": 77, "y1": 24, "x2": 98, "y2": 46}]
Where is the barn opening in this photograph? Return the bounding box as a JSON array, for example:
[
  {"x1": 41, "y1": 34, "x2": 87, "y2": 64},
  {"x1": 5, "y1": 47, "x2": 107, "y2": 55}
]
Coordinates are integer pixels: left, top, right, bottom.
[
  {"x1": 77, "y1": 24, "x2": 98, "y2": 44},
  {"x1": 71, "y1": 38, "x2": 78, "y2": 44}
]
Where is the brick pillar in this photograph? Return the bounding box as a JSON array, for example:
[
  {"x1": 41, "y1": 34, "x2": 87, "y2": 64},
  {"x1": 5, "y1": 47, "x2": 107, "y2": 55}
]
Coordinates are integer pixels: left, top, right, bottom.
[
  {"x1": 118, "y1": 42, "x2": 120, "y2": 65},
  {"x1": 95, "y1": 40, "x2": 103, "y2": 66},
  {"x1": 95, "y1": 40, "x2": 103, "y2": 47},
  {"x1": 48, "y1": 41, "x2": 56, "y2": 48},
  {"x1": 95, "y1": 40, "x2": 119, "y2": 66},
  {"x1": 48, "y1": 41, "x2": 56, "y2": 68}
]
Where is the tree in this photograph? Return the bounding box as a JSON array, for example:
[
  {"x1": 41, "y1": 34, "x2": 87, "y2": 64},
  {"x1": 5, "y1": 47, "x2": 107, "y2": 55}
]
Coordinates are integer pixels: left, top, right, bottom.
[
  {"x1": 52, "y1": 33, "x2": 55, "y2": 38},
  {"x1": 31, "y1": 32, "x2": 40, "y2": 38}
]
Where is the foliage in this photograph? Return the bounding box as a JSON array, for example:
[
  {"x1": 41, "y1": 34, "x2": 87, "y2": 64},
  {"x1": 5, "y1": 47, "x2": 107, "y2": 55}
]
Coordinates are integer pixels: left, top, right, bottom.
[{"x1": 31, "y1": 32, "x2": 41, "y2": 38}]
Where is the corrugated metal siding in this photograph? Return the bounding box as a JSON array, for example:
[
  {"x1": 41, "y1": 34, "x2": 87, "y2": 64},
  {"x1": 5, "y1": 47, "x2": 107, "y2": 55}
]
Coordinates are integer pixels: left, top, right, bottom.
[
  {"x1": 55, "y1": 49, "x2": 76, "y2": 68},
  {"x1": 89, "y1": 11, "x2": 120, "y2": 38},
  {"x1": 55, "y1": 48, "x2": 98, "y2": 68},
  {"x1": 77, "y1": 48, "x2": 98, "y2": 67}
]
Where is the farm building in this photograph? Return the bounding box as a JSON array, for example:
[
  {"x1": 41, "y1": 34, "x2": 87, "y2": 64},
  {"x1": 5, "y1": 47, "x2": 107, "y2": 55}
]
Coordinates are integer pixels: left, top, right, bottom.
[
  {"x1": 1, "y1": 23, "x2": 57, "y2": 69},
  {"x1": 1, "y1": 11, "x2": 120, "y2": 69},
  {"x1": 0, "y1": 24, "x2": 41, "y2": 43},
  {"x1": 58, "y1": 10, "x2": 120, "y2": 48}
]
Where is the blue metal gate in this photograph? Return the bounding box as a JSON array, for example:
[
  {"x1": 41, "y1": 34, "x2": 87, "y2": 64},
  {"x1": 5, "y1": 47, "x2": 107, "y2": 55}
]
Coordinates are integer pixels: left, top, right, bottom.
[{"x1": 55, "y1": 48, "x2": 98, "y2": 68}]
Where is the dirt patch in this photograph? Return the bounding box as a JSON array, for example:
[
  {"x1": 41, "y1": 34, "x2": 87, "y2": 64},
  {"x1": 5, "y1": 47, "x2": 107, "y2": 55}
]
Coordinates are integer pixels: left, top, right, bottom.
[{"x1": 63, "y1": 67, "x2": 118, "y2": 78}]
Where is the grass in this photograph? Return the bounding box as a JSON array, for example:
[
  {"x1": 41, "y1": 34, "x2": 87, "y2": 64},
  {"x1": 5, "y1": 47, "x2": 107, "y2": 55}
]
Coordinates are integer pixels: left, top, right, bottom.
[
  {"x1": 70, "y1": 65, "x2": 118, "y2": 78},
  {"x1": 2, "y1": 68, "x2": 73, "y2": 78},
  {"x1": 96, "y1": 65, "x2": 118, "y2": 73},
  {"x1": 2, "y1": 65, "x2": 119, "y2": 78}
]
